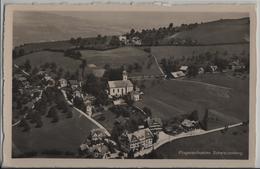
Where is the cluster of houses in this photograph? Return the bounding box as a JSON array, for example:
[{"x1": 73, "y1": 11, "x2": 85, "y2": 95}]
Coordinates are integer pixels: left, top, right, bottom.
[
  {"x1": 118, "y1": 35, "x2": 142, "y2": 46},
  {"x1": 80, "y1": 128, "x2": 122, "y2": 159},
  {"x1": 171, "y1": 59, "x2": 246, "y2": 79},
  {"x1": 165, "y1": 118, "x2": 200, "y2": 135}
]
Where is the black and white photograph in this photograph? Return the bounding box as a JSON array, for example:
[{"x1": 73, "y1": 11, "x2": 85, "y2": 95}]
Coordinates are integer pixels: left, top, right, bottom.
[{"x1": 2, "y1": 4, "x2": 257, "y2": 168}]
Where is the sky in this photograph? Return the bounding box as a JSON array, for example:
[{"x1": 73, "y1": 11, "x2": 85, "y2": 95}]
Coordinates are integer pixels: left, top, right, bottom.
[{"x1": 13, "y1": 11, "x2": 248, "y2": 47}]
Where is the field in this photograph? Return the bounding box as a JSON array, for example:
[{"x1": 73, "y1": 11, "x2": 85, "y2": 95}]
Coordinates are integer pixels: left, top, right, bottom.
[
  {"x1": 151, "y1": 44, "x2": 249, "y2": 61},
  {"x1": 80, "y1": 47, "x2": 162, "y2": 76},
  {"x1": 135, "y1": 73, "x2": 248, "y2": 124},
  {"x1": 12, "y1": 108, "x2": 97, "y2": 158},
  {"x1": 14, "y1": 51, "x2": 82, "y2": 73},
  {"x1": 155, "y1": 125, "x2": 249, "y2": 159},
  {"x1": 167, "y1": 18, "x2": 249, "y2": 45}
]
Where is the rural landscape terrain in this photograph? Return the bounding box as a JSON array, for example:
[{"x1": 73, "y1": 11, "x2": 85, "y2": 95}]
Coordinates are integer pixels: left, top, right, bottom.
[{"x1": 12, "y1": 11, "x2": 250, "y2": 159}]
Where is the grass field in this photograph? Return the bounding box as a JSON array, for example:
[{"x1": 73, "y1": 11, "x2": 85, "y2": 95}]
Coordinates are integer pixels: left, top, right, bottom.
[
  {"x1": 167, "y1": 18, "x2": 249, "y2": 45},
  {"x1": 134, "y1": 74, "x2": 248, "y2": 124},
  {"x1": 12, "y1": 108, "x2": 97, "y2": 158},
  {"x1": 14, "y1": 51, "x2": 82, "y2": 73},
  {"x1": 151, "y1": 44, "x2": 249, "y2": 61},
  {"x1": 80, "y1": 47, "x2": 162, "y2": 76},
  {"x1": 155, "y1": 125, "x2": 249, "y2": 159},
  {"x1": 188, "y1": 73, "x2": 249, "y2": 94}
]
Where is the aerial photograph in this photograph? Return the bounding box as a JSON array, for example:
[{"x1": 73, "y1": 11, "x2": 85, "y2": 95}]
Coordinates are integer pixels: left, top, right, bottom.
[{"x1": 12, "y1": 10, "x2": 250, "y2": 159}]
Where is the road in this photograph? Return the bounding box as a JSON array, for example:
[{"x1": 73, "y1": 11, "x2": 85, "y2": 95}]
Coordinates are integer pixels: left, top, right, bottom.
[
  {"x1": 61, "y1": 89, "x2": 111, "y2": 137},
  {"x1": 134, "y1": 122, "x2": 244, "y2": 157},
  {"x1": 152, "y1": 55, "x2": 165, "y2": 76}
]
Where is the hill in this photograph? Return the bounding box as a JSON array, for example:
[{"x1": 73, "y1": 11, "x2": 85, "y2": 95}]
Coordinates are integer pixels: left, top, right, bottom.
[{"x1": 166, "y1": 18, "x2": 249, "y2": 45}]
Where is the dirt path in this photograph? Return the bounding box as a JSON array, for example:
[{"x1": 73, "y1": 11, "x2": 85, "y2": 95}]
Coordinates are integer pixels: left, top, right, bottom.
[
  {"x1": 152, "y1": 55, "x2": 165, "y2": 76},
  {"x1": 170, "y1": 78, "x2": 232, "y2": 90},
  {"x1": 61, "y1": 90, "x2": 111, "y2": 137}
]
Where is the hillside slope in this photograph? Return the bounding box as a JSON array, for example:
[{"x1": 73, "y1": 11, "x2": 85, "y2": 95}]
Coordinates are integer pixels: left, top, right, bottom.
[{"x1": 168, "y1": 17, "x2": 249, "y2": 45}]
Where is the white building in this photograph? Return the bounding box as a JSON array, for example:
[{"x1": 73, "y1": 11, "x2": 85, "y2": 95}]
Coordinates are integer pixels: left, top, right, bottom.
[
  {"x1": 119, "y1": 35, "x2": 127, "y2": 44},
  {"x1": 179, "y1": 65, "x2": 189, "y2": 73},
  {"x1": 108, "y1": 71, "x2": 134, "y2": 97},
  {"x1": 171, "y1": 71, "x2": 185, "y2": 78},
  {"x1": 59, "y1": 78, "x2": 68, "y2": 88},
  {"x1": 131, "y1": 37, "x2": 142, "y2": 46},
  {"x1": 118, "y1": 128, "x2": 154, "y2": 152}
]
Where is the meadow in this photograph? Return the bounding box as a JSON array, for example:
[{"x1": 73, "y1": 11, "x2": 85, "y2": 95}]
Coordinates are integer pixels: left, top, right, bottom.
[
  {"x1": 79, "y1": 47, "x2": 162, "y2": 76},
  {"x1": 14, "y1": 51, "x2": 82, "y2": 73},
  {"x1": 134, "y1": 73, "x2": 248, "y2": 125},
  {"x1": 12, "y1": 108, "x2": 97, "y2": 158}
]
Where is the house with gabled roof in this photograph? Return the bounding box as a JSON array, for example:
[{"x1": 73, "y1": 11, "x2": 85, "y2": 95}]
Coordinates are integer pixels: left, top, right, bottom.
[
  {"x1": 147, "y1": 117, "x2": 163, "y2": 135},
  {"x1": 118, "y1": 128, "x2": 153, "y2": 152},
  {"x1": 171, "y1": 71, "x2": 185, "y2": 78}
]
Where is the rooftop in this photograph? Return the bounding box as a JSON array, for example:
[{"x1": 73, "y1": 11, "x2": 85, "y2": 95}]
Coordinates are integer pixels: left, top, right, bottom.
[
  {"x1": 171, "y1": 71, "x2": 185, "y2": 78},
  {"x1": 108, "y1": 80, "x2": 133, "y2": 88},
  {"x1": 127, "y1": 128, "x2": 153, "y2": 142}
]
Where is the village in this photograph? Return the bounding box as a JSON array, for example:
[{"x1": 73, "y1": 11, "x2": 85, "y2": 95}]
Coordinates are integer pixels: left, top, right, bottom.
[{"x1": 12, "y1": 32, "x2": 249, "y2": 158}]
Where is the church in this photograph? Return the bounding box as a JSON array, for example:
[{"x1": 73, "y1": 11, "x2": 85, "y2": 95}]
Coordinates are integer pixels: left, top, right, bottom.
[{"x1": 108, "y1": 71, "x2": 134, "y2": 96}]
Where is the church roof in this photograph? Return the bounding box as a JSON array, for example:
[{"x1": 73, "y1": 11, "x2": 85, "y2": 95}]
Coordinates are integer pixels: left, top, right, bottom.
[{"x1": 108, "y1": 80, "x2": 133, "y2": 88}]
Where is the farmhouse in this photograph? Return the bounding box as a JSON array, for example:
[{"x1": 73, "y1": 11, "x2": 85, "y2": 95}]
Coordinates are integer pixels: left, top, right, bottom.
[
  {"x1": 131, "y1": 91, "x2": 140, "y2": 101},
  {"x1": 179, "y1": 66, "x2": 189, "y2": 73},
  {"x1": 229, "y1": 60, "x2": 246, "y2": 71},
  {"x1": 59, "y1": 78, "x2": 68, "y2": 88},
  {"x1": 210, "y1": 65, "x2": 218, "y2": 72},
  {"x1": 181, "y1": 119, "x2": 199, "y2": 130},
  {"x1": 147, "y1": 117, "x2": 163, "y2": 135},
  {"x1": 198, "y1": 67, "x2": 205, "y2": 74},
  {"x1": 119, "y1": 35, "x2": 128, "y2": 44},
  {"x1": 118, "y1": 128, "x2": 153, "y2": 152},
  {"x1": 131, "y1": 36, "x2": 142, "y2": 46},
  {"x1": 90, "y1": 128, "x2": 107, "y2": 141},
  {"x1": 171, "y1": 71, "x2": 186, "y2": 78},
  {"x1": 108, "y1": 71, "x2": 134, "y2": 97}
]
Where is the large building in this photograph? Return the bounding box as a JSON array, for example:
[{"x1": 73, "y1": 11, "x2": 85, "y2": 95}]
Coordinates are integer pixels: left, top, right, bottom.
[
  {"x1": 118, "y1": 128, "x2": 154, "y2": 153},
  {"x1": 108, "y1": 71, "x2": 134, "y2": 96}
]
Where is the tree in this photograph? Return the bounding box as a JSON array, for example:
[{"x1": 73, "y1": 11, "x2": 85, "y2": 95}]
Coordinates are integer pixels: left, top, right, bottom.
[
  {"x1": 24, "y1": 59, "x2": 31, "y2": 72},
  {"x1": 104, "y1": 64, "x2": 110, "y2": 70},
  {"x1": 143, "y1": 107, "x2": 152, "y2": 117},
  {"x1": 168, "y1": 23, "x2": 173, "y2": 30},
  {"x1": 19, "y1": 48, "x2": 25, "y2": 56},
  {"x1": 201, "y1": 109, "x2": 209, "y2": 130},
  {"x1": 70, "y1": 37, "x2": 76, "y2": 45},
  {"x1": 123, "y1": 93, "x2": 134, "y2": 106},
  {"x1": 64, "y1": 71, "x2": 71, "y2": 79},
  {"x1": 130, "y1": 28, "x2": 135, "y2": 36},
  {"x1": 188, "y1": 110, "x2": 199, "y2": 121},
  {"x1": 79, "y1": 59, "x2": 87, "y2": 79},
  {"x1": 109, "y1": 36, "x2": 120, "y2": 46},
  {"x1": 32, "y1": 67, "x2": 39, "y2": 75},
  {"x1": 187, "y1": 65, "x2": 198, "y2": 77}
]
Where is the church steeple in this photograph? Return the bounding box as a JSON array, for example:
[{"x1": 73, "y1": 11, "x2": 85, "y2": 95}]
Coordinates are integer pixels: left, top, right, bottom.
[{"x1": 122, "y1": 70, "x2": 128, "y2": 81}]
